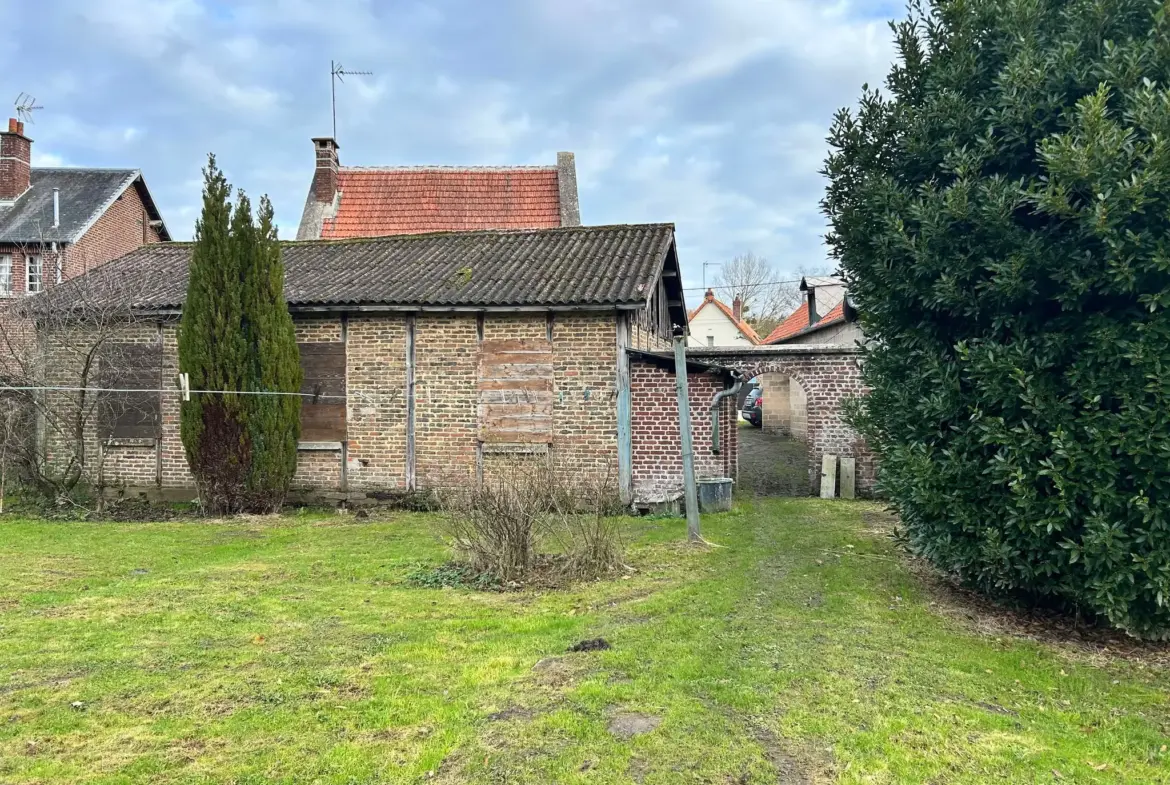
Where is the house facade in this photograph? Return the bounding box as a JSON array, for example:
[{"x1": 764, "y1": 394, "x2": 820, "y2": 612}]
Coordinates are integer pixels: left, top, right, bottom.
[
  {"x1": 686, "y1": 289, "x2": 760, "y2": 347},
  {"x1": 40, "y1": 223, "x2": 739, "y2": 506},
  {"x1": 0, "y1": 118, "x2": 170, "y2": 298}
]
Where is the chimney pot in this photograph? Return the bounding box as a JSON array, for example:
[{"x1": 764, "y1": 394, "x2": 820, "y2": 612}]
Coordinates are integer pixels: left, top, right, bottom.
[{"x1": 8, "y1": 118, "x2": 17, "y2": 134}]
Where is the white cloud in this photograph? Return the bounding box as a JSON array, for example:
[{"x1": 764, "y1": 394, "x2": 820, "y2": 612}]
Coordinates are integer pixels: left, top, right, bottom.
[
  {"x1": 7, "y1": 0, "x2": 903, "y2": 264},
  {"x1": 31, "y1": 150, "x2": 69, "y2": 167}
]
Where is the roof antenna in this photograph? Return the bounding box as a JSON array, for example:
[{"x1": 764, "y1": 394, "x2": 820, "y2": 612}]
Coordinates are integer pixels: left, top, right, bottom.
[
  {"x1": 330, "y1": 61, "x2": 373, "y2": 141},
  {"x1": 14, "y1": 93, "x2": 42, "y2": 124}
]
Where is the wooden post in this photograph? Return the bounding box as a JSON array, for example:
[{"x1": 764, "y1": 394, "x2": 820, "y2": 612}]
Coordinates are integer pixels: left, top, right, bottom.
[
  {"x1": 820, "y1": 454, "x2": 837, "y2": 499},
  {"x1": 405, "y1": 314, "x2": 416, "y2": 491},
  {"x1": 616, "y1": 313, "x2": 633, "y2": 505},
  {"x1": 673, "y1": 333, "x2": 701, "y2": 541},
  {"x1": 839, "y1": 457, "x2": 856, "y2": 500}
]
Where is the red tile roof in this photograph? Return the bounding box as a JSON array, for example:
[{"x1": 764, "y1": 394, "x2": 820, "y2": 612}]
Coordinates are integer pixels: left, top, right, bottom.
[
  {"x1": 763, "y1": 300, "x2": 847, "y2": 344},
  {"x1": 763, "y1": 301, "x2": 810, "y2": 343},
  {"x1": 817, "y1": 301, "x2": 845, "y2": 325},
  {"x1": 688, "y1": 290, "x2": 760, "y2": 344},
  {"x1": 319, "y1": 167, "x2": 562, "y2": 239}
]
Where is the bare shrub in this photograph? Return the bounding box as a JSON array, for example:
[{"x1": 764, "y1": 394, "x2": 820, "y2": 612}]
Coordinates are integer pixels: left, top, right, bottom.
[{"x1": 436, "y1": 453, "x2": 626, "y2": 585}]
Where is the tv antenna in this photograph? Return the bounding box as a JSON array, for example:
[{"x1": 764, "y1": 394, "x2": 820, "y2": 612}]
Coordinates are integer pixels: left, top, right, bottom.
[
  {"x1": 14, "y1": 93, "x2": 42, "y2": 124},
  {"x1": 330, "y1": 61, "x2": 373, "y2": 140}
]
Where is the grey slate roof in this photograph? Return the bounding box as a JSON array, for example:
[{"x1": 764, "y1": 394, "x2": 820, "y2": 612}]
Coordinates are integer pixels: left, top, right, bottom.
[
  {"x1": 0, "y1": 169, "x2": 170, "y2": 244},
  {"x1": 47, "y1": 223, "x2": 683, "y2": 316}
]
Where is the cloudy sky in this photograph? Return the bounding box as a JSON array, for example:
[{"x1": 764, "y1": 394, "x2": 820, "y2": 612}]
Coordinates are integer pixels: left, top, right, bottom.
[{"x1": 2, "y1": 0, "x2": 901, "y2": 292}]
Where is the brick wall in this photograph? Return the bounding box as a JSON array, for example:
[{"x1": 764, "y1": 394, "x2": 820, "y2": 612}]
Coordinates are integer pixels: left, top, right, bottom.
[
  {"x1": 63, "y1": 183, "x2": 162, "y2": 280},
  {"x1": 40, "y1": 308, "x2": 636, "y2": 501},
  {"x1": 346, "y1": 315, "x2": 408, "y2": 490},
  {"x1": 629, "y1": 360, "x2": 737, "y2": 503},
  {"x1": 41, "y1": 321, "x2": 163, "y2": 490},
  {"x1": 552, "y1": 312, "x2": 620, "y2": 481},
  {"x1": 415, "y1": 314, "x2": 479, "y2": 488}
]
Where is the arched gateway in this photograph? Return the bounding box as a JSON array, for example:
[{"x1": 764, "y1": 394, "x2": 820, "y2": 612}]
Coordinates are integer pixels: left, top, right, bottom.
[{"x1": 687, "y1": 344, "x2": 875, "y2": 496}]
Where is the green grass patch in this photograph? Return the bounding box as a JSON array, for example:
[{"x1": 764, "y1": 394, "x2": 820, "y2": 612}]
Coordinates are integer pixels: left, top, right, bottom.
[{"x1": 0, "y1": 500, "x2": 1166, "y2": 783}]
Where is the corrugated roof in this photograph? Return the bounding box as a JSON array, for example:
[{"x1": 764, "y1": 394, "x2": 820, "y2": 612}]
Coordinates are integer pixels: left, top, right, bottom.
[
  {"x1": 46, "y1": 223, "x2": 678, "y2": 313},
  {"x1": 0, "y1": 169, "x2": 149, "y2": 244},
  {"x1": 319, "y1": 167, "x2": 562, "y2": 239}
]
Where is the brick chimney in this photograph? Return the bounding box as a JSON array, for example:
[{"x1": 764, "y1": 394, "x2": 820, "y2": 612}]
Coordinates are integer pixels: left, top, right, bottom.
[
  {"x1": 310, "y1": 137, "x2": 340, "y2": 203},
  {"x1": 0, "y1": 118, "x2": 31, "y2": 202},
  {"x1": 732, "y1": 295, "x2": 743, "y2": 320},
  {"x1": 704, "y1": 288, "x2": 715, "y2": 302}
]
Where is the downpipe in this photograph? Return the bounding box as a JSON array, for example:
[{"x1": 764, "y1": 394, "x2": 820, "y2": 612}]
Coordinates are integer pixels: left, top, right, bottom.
[{"x1": 709, "y1": 371, "x2": 744, "y2": 455}]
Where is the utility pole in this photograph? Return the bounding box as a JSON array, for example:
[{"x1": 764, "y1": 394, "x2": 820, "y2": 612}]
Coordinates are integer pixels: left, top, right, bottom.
[{"x1": 672, "y1": 328, "x2": 701, "y2": 542}]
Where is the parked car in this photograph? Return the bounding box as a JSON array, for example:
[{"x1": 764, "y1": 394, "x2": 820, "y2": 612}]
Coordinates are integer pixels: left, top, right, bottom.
[{"x1": 741, "y1": 387, "x2": 762, "y2": 427}]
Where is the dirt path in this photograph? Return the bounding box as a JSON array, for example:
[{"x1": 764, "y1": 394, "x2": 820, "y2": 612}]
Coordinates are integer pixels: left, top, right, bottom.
[{"x1": 736, "y1": 423, "x2": 810, "y2": 496}]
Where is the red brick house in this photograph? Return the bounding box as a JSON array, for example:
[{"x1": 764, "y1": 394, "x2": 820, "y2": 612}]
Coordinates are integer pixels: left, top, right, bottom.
[
  {"x1": 0, "y1": 118, "x2": 170, "y2": 298},
  {"x1": 296, "y1": 135, "x2": 580, "y2": 239},
  {"x1": 40, "y1": 223, "x2": 740, "y2": 506}
]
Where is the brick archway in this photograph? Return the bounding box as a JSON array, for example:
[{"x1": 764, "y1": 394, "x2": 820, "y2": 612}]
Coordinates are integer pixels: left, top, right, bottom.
[{"x1": 687, "y1": 345, "x2": 875, "y2": 495}]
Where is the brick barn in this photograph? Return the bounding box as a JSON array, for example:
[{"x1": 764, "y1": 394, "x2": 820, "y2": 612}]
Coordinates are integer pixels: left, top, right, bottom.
[{"x1": 39, "y1": 222, "x2": 743, "y2": 505}]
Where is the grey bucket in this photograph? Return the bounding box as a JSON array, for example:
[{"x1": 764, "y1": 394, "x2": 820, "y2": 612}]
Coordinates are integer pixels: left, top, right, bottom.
[{"x1": 697, "y1": 477, "x2": 734, "y2": 513}]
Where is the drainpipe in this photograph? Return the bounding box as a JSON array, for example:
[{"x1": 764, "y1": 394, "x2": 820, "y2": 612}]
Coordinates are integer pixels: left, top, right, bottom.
[{"x1": 710, "y1": 371, "x2": 744, "y2": 454}]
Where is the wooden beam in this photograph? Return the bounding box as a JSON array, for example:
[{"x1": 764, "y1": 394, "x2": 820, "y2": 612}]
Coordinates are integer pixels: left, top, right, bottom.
[
  {"x1": 405, "y1": 314, "x2": 416, "y2": 491},
  {"x1": 616, "y1": 312, "x2": 632, "y2": 505}
]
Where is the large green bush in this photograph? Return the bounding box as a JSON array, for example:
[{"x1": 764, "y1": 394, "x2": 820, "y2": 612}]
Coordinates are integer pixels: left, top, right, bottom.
[{"x1": 825, "y1": 0, "x2": 1170, "y2": 638}]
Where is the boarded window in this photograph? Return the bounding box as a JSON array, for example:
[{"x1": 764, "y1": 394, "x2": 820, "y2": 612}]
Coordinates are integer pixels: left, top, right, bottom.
[
  {"x1": 298, "y1": 341, "x2": 346, "y2": 442},
  {"x1": 477, "y1": 338, "x2": 553, "y2": 444},
  {"x1": 97, "y1": 342, "x2": 162, "y2": 439}
]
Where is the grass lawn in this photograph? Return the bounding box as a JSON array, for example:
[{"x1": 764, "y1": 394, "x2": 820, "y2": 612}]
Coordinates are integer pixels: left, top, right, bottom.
[{"x1": 1, "y1": 499, "x2": 1167, "y2": 784}]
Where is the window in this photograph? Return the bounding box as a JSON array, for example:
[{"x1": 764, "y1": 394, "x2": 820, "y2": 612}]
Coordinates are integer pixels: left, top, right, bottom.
[
  {"x1": 478, "y1": 338, "x2": 554, "y2": 446},
  {"x1": 55, "y1": 255, "x2": 63, "y2": 284},
  {"x1": 298, "y1": 341, "x2": 347, "y2": 442},
  {"x1": 707, "y1": 335, "x2": 715, "y2": 347},
  {"x1": 97, "y1": 343, "x2": 162, "y2": 439},
  {"x1": 26, "y1": 255, "x2": 42, "y2": 294},
  {"x1": 0, "y1": 255, "x2": 11, "y2": 295}
]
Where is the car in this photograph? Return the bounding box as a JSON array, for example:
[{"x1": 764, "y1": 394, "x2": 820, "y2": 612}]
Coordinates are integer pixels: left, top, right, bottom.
[{"x1": 741, "y1": 387, "x2": 762, "y2": 427}]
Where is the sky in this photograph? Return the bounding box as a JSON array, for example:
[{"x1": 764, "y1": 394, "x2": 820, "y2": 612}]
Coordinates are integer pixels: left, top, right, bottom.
[{"x1": 1, "y1": 0, "x2": 901, "y2": 294}]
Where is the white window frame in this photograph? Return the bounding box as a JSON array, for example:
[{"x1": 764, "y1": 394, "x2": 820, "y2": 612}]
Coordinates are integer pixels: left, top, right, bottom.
[
  {"x1": 0, "y1": 255, "x2": 11, "y2": 295},
  {"x1": 26, "y1": 254, "x2": 42, "y2": 294}
]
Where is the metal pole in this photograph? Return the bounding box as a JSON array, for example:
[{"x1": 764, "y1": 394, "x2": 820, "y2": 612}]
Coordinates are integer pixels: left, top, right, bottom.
[
  {"x1": 331, "y1": 60, "x2": 337, "y2": 139},
  {"x1": 673, "y1": 331, "x2": 701, "y2": 541}
]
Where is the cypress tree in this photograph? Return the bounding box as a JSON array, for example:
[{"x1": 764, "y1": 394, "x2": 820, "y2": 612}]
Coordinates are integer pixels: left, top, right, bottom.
[
  {"x1": 242, "y1": 195, "x2": 302, "y2": 511},
  {"x1": 180, "y1": 155, "x2": 250, "y2": 513},
  {"x1": 180, "y1": 156, "x2": 301, "y2": 513}
]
